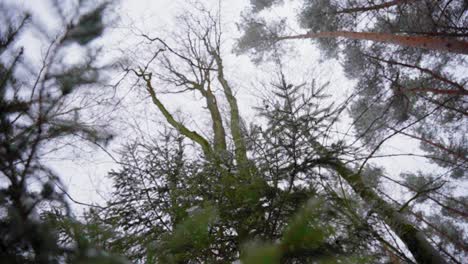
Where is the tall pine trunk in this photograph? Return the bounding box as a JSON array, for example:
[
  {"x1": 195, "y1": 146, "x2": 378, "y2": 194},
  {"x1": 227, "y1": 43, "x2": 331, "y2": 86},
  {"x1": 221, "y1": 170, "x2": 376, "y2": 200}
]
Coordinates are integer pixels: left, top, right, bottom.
[
  {"x1": 335, "y1": 0, "x2": 416, "y2": 14},
  {"x1": 277, "y1": 31, "x2": 468, "y2": 54}
]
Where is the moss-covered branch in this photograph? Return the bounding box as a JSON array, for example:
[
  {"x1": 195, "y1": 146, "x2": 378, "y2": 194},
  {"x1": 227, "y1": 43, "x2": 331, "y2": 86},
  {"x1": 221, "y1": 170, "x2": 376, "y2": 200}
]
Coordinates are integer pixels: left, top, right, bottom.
[
  {"x1": 141, "y1": 72, "x2": 213, "y2": 158},
  {"x1": 212, "y1": 52, "x2": 249, "y2": 172},
  {"x1": 195, "y1": 80, "x2": 227, "y2": 155}
]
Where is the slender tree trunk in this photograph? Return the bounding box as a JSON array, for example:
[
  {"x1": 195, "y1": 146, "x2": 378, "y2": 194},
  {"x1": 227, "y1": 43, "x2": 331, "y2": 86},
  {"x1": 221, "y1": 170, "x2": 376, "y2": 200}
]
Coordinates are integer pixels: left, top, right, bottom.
[
  {"x1": 212, "y1": 52, "x2": 250, "y2": 173},
  {"x1": 393, "y1": 129, "x2": 468, "y2": 162},
  {"x1": 403, "y1": 87, "x2": 468, "y2": 96},
  {"x1": 364, "y1": 54, "x2": 466, "y2": 91},
  {"x1": 200, "y1": 85, "x2": 227, "y2": 154},
  {"x1": 277, "y1": 31, "x2": 468, "y2": 55},
  {"x1": 336, "y1": 0, "x2": 417, "y2": 14}
]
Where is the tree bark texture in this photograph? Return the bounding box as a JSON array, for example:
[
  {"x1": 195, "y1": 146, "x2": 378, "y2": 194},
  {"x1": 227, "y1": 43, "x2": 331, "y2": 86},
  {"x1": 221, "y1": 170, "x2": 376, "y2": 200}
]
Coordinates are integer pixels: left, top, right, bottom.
[{"x1": 278, "y1": 31, "x2": 468, "y2": 55}]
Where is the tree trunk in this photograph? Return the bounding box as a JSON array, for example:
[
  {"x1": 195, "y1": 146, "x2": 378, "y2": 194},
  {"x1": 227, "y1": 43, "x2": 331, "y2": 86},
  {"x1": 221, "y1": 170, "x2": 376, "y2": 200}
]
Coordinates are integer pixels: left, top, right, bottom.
[
  {"x1": 277, "y1": 31, "x2": 468, "y2": 55},
  {"x1": 393, "y1": 129, "x2": 468, "y2": 163},
  {"x1": 403, "y1": 87, "x2": 468, "y2": 96},
  {"x1": 364, "y1": 54, "x2": 466, "y2": 91},
  {"x1": 335, "y1": 0, "x2": 416, "y2": 14},
  {"x1": 212, "y1": 52, "x2": 250, "y2": 174},
  {"x1": 328, "y1": 160, "x2": 448, "y2": 264},
  {"x1": 200, "y1": 85, "x2": 228, "y2": 154}
]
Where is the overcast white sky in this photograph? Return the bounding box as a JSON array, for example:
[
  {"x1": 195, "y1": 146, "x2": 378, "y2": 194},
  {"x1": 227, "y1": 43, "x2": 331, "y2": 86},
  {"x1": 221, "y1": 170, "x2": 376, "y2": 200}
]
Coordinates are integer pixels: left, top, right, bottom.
[{"x1": 8, "y1": 0, "x2": 447, "y2": 215}]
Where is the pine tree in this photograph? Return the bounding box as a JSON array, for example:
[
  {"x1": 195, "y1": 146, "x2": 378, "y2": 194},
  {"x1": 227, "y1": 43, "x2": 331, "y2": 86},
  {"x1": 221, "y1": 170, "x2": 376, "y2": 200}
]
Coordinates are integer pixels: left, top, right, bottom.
[
  {"x1": 237, "y1": 2, "x2": 467, "y2": 262},
  {"x1": 0, "y1": 1, "x2": 120, "y2": 263},
  {"x1": 91, "y1": 7, "x2": 465, "y2": 263}
]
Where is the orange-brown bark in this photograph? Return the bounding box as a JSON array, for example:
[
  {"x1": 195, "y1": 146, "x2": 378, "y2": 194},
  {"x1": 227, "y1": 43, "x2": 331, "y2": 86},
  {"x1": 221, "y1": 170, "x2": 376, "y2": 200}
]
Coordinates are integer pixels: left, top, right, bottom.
[
  {"x1": 397, "y1": 130, "x2": 468, "y2": 163},
  {"x1": 277, "y1": 31, "x2": 468, "y2": 55}
]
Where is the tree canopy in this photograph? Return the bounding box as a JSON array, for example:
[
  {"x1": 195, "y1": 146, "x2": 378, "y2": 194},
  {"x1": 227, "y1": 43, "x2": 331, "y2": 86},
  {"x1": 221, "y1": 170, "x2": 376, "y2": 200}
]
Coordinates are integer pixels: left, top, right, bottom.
[
  {"x1": 1, "y1": 1, "x2": 467, "y2": 263},
  {"x1": 0, "y1": 1, "x2": 123, "y2": 263}
]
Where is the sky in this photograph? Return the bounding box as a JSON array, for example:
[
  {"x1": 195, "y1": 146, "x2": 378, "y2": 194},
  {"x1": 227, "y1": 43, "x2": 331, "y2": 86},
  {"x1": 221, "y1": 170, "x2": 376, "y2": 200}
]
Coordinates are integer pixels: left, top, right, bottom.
[{"x1": 5, "y1": 0, "x2": 448, "y2": 215}]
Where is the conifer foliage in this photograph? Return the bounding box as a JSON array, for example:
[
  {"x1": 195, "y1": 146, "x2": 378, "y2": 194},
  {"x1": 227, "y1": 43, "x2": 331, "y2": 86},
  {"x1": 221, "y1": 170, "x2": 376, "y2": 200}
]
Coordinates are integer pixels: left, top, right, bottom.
[
  {"x1": 92, "y1": 4, "x2": 466, "y2": 262},
  {"x1": 2, "y1": 1, "x2": 466, "y2": 263},
  {"x1": 0, "y1": 1, "x2": 120, "y2": 263},
  {"x1": 236, "y1": 0, "x2": 467, "y2": 263}
]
